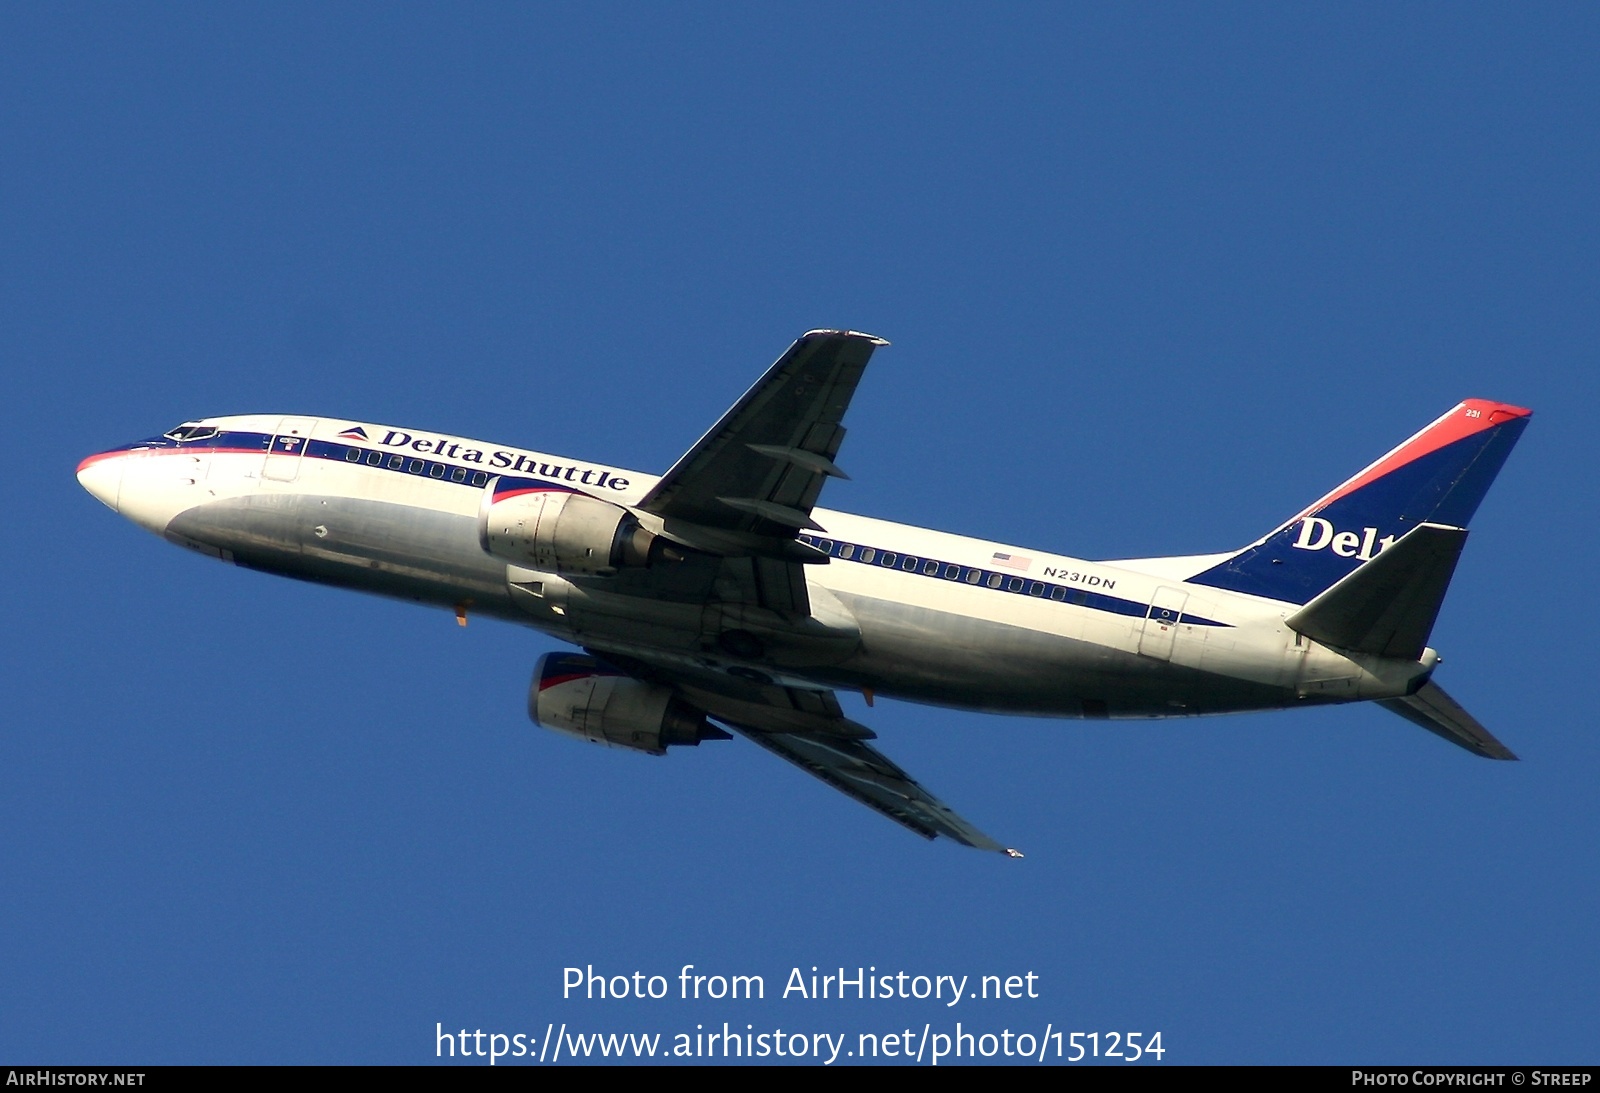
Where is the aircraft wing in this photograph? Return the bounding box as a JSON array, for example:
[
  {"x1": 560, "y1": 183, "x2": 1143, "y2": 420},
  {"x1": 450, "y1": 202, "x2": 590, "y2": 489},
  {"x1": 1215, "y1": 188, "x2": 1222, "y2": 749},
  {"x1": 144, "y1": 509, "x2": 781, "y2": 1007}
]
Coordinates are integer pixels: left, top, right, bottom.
[
  {"x1": 727, "y1": 721, "x2": 1016, "y2": 854},
  {"x1": 578, "y1": 334, "x2": 1007, "y2": 850},
  {"x1": 638, "y1": 328, "x2": 883, "y2": 552},
  {"x1": 566, "y1": 332, "x2": 885, "y2": 626},
  {"x1": 589, "y1": 648, "x2": 1018, "y2": 855}
]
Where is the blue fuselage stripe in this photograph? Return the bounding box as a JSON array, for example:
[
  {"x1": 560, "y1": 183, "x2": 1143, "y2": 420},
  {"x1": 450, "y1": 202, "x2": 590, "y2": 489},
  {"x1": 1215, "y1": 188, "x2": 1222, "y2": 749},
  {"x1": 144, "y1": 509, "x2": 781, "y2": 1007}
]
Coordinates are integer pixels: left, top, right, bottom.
[{"x1": 119, "y1": 431, "x2": 1230, "y2": 629}]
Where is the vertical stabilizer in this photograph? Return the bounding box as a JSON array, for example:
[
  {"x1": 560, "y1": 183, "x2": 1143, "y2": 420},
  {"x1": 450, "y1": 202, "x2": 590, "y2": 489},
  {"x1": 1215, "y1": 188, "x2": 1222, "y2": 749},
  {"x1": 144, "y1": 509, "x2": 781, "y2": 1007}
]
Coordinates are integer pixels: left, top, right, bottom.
[{"x1": 1190, "y1": 401, "x2": 1530, "y2": 605}]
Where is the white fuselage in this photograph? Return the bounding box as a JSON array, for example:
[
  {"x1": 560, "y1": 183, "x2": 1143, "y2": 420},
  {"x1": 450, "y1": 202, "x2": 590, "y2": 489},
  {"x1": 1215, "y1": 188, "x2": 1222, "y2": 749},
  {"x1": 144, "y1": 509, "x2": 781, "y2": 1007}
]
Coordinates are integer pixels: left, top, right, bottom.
[{"x1": 77, "y1": 414, "x2": 1431, "y2": 722}]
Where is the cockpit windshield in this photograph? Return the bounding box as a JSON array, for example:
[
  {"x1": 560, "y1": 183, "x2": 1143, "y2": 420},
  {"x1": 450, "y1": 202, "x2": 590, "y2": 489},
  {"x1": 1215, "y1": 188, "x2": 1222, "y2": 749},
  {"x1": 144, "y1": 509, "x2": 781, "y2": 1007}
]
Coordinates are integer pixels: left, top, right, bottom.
[{"x1": 163, "y1": 422, "x2": 219, "y2": 443}]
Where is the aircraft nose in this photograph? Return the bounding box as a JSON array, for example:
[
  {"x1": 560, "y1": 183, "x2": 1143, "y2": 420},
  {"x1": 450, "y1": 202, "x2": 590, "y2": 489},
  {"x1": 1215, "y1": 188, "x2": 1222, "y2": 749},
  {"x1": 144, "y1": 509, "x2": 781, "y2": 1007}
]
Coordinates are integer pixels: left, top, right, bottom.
[{"x1": 76, "y1": 452, "x2": 123, "y2": 512}]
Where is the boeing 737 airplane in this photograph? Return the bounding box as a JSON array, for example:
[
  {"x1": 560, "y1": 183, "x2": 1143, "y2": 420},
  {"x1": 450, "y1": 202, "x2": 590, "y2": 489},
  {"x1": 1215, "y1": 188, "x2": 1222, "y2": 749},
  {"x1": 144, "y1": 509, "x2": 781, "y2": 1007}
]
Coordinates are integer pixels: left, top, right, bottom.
[{"x1": 76, "y1": 331, "x2": 1530, "y2": 855}]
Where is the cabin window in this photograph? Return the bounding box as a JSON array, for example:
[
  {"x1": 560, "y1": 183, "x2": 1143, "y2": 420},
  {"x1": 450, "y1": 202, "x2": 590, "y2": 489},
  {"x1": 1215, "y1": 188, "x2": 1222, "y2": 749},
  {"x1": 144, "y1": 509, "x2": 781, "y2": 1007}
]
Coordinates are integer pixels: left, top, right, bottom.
[
  {"x1": 986, "y1": 573, "x2": 1003, "y2": 588},
  {"x1": 343, "y1": 447, "x2": 360, "y2": 462},
  {"x1": 900, "y1": 556, "x2": 918, "y2": 571},
  {"x1": 471, "y1": 471, "x2": 489, "y2": 486},
  {"x1": 407, "y1": 459, "x2": 424, "y2": 474},
  {"x1": 451, "y1": 467, "x2": 467, "y2": 483},
  {"x1": 819, "y1": 540, "x2": 834, "y2": 554},
  {"x1": 964, "y1": 568, "x2": 981, "y2": 584},
  {"x1": 1049, "y1": 586, "x2": 1066, "y2": 601},
  {"x1": 428, "y1": 463, "x2": 445, "y2": 478},
  {"x1": 1028, "y1": 581, "x2": 1044, "y2": 596},
  {"x1": 839, "y1": 544, "x2": 855, "y2": 560},
  {"x1": 386, "y1": 454, "x2": 404, "y2": 470},
  {"x1": 943, "y1": 563, "x2": 960, "y2": 579},
  {"x1": 880, "y1": 552, "x2": 896, "y2": 567},
  {"x1": 860, "y1": 547, "x2": 875, "y2": 563},
  {"x1": 923, "y1": 560, "x2": 940, "y2": 576},
  {"x1": 1006, "y1": 577, "x2": 1024, "y2": 592}
]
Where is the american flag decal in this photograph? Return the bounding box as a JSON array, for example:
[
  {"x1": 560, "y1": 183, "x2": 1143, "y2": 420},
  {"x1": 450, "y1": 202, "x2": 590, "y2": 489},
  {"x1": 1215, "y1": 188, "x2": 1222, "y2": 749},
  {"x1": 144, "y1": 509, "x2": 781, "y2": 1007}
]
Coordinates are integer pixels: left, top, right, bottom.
[{"x1": 991, "y1": 552, "x2": 1032, "y2": 571}]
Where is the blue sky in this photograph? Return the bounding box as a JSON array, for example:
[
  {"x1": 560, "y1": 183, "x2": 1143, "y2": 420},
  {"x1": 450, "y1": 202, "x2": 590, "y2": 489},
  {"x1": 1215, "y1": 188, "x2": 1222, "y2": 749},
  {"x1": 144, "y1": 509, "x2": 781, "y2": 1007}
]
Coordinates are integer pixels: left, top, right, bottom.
[{"x1": 4, "y1": 5, "x2": 1597, "y2": 1065}]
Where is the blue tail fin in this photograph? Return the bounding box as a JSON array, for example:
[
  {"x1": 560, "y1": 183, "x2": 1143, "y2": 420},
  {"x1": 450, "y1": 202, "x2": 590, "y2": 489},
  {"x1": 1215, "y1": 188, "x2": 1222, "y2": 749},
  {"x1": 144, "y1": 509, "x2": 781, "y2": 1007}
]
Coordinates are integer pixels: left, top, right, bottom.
[{"x1": 1190, "y1": 400, "x2": 1531, "y2": 605}]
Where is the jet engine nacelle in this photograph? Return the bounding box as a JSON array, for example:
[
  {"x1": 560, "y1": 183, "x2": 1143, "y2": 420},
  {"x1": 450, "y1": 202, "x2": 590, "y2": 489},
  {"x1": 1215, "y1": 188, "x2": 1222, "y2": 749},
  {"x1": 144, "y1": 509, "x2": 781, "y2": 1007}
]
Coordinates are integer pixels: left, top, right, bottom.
[
  {"x1": 479, "y1": 477, "x2": 655, "y2": 576},
  {"x1": 529, "y1": 652, "x2": 730, "y2": 755}
]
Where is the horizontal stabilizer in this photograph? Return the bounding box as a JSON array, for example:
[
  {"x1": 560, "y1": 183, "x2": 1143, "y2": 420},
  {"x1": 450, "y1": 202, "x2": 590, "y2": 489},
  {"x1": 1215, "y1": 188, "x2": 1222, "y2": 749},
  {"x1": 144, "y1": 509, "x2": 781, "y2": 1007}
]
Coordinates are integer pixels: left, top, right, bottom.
[
  {"x1": 1378, "y1": 680, "x2": 1516, "y2": 760},
  {"x1": 1287, "y1": 523, "x2": 1466, "y2": 660}
]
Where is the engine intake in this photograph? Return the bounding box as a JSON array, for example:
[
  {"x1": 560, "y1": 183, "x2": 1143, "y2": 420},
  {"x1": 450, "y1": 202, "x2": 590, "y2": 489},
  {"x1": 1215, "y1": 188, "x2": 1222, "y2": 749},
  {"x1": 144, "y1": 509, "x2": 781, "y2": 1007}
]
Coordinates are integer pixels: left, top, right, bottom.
[
  {"x1": 530, "y1": 652, "x2": 730, "y2": 755},
  {"x1": 479, "y1": 478, "x2": 656, "y2": 576}
]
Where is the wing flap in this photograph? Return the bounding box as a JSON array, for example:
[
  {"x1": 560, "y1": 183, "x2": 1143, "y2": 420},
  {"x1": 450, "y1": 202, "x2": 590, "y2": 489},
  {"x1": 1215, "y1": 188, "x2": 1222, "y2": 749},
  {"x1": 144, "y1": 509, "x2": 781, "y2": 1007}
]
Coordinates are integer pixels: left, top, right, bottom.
[{"x1": 676, "y1": 681, "x2": 878, "y2": 741}]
